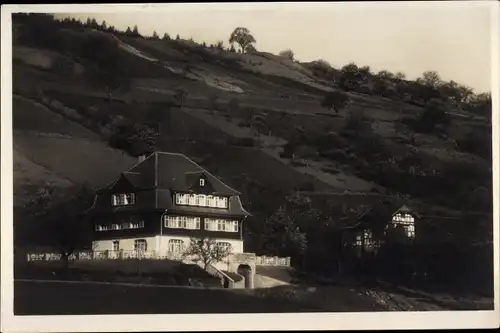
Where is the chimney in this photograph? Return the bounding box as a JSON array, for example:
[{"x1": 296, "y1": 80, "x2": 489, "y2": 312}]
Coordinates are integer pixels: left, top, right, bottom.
[{"x1": 138, "y1": 155, "x2": 146, "y2": 163}]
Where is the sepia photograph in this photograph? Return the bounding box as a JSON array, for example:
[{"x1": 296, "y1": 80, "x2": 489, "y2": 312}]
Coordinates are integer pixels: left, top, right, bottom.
[{"x1": 1, "y1": 1, "x2": 499, "y2": 331}]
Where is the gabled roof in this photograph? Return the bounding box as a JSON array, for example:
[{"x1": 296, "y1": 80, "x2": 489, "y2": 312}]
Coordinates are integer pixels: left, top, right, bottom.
[
  {"x1": 345, "y1": 202, "x2": 420, "y2": 231},
  {"x1": 117, "y1": 152, "x2": 241, "y2": 196},
  {"x1": 393, "y1": 204, "x2": 420, "y2": 218}
]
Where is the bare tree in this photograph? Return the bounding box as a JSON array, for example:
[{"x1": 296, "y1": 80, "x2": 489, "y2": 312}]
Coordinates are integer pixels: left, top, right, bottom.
[{"x1": 183, "y1": 237, "x2": 233, "y2": 270}]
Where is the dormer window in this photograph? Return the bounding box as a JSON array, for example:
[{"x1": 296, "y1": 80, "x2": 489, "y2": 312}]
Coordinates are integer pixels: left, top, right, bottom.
[
  {"x1": 112, "y1": 193, "x2": 136, "y2": 206},
  {"x1": 200, "y1": 178, "x2": 205, "y2": 187}
]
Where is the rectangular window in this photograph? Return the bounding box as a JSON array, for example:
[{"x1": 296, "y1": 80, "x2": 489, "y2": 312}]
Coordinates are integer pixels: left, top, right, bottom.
[
  {"x1": 204, "y1": 218, "x2": 238, "y2": 232},
  {"x1": 111, "y1": 193, "x2": 136, "y2": 206},
  {"x1": 174, "y1": 193, "x2": 228, "y2": 209},
  {"x1": 364, "y1": 230, "x2": 373, "y2": 246},
  {"x1": 131, "y1": 220, "x2": 145, "y2": 229},
  {"x1": 198, "y1": 194, "x2": 206, "y2": 207},
  {"x1": 175, "y1": 193, "x2": 189, "y2": 205},
  {"x1": 216, "y1": 197, "x2": 228, "y2": 208},
  {"x1": 185, "y1": 217, "x2": 201, "y2": 230},
  {"x1": 204, "y1": 218, "x2": 218, "y2": 231},
  {"x1": 112, "y1": 241, "x2": 120, "y2": 252},
  {"x1": 134, "y1": 239, "x2": 147, "y2": 251},
  {"x1": 206, "y1": 195, "x2": 215, "y2": 208},
  {"x1": 168, "y1": 239, "x2": 185, "y2": 253},
  {"x1": 216, "y1": 242, "x2": 232, "y2": 252},
  {"x1": 165, "y1": 216, "x2": 201, "y2": 230}
]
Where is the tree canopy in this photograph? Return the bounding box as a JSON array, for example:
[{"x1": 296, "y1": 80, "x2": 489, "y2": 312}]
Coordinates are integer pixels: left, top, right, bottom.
[
  {"x1": 229, "y1": 27, "x2": 256, "y2": 53},
  {"x1": 320, "y1": 91, "x2": 350, "y2": 113},
  {"x1": 279, "y1": 49, "x2": 294, "y2": 60}
]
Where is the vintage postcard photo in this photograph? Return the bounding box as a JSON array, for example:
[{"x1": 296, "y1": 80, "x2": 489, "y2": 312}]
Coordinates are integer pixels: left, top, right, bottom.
[{"x1": 1, "y1": 1, "x2": 499, "y2": 332}]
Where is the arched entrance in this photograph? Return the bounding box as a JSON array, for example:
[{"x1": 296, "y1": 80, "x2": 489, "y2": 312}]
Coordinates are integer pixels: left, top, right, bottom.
[{"x1": 237, "y1": 264, "x2": 252, "y2": 289}]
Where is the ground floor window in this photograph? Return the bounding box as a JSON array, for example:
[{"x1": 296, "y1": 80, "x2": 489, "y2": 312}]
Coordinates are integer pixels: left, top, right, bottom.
[
  {"x1": 134, "y1": 239, "x2": 147, "y2": 251},
  {"x1": 112, "y1": 240, "x2": 120, "y2": 252},
  {"x1": 168, "y1": 239, "x2": 185, "y2": 254},
  {"x1": 216, "y1": 241, "x2": 232, "y2": 251}
]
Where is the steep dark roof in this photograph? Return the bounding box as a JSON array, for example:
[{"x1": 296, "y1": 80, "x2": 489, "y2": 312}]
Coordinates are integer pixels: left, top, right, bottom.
[
  {"x1": 124, "y1": 152, "x2": 240, "y2": 195},
  {"x1": 393, "y1": 204, "x2": 420, "y2": 218},
  {"x1": 90, "y1": 151, "x2": 250, "y2": 217},
  {"x1": 343, "y1": 202, "x2": 420, "y2": 232}
]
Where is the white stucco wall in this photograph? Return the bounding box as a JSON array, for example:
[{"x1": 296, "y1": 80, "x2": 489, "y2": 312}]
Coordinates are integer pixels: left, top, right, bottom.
[
  {"x1": 92, "y1": 236, "x2": 158, "y2": 253},
  {"x1": 155, "y1": 235, "x2": 244, "y2": 257},
  {"x1": 92, "y1": 235, "x2": 243, "y2": 256}
]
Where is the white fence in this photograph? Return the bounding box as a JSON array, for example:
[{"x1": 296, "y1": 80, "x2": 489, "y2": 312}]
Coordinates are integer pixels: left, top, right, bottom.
[
  {"x1": 27, "y1": 250, "x2": 173, "y2": 262},
  {"x1": 26, "y1": 251, "x2": 291, "y2": 267},
  {"x1": 255, "y1": 255, "x2": 291, "y2": 267}
]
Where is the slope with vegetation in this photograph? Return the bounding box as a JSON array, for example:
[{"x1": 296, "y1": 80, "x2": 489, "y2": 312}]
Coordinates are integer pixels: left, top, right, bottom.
[{"x1": 12, "y1": 13, "x2": 493, "y2": 298}]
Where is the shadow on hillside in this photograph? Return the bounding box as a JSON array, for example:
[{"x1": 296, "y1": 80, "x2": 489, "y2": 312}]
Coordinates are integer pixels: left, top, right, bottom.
[{"x1": 15, "y1": 260, "x2": 221, "y2": 287}]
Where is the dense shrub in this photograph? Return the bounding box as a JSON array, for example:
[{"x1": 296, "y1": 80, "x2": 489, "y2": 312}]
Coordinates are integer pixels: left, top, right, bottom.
[
  {"x1": 412, "y1": 98, "x2": 450, "y2": 134},
  {"x1": 227, "y1": 137, "x2": 257, "y2": 147},
  {"x1": 456, "y1": 131, "x2": 492, "y2": 160},
  {"x1": 279, "y1": 49, "x2": 294, "y2": 60},
  {"x1": 320, "y1": 91, "x2": 350, "y2": 113}
]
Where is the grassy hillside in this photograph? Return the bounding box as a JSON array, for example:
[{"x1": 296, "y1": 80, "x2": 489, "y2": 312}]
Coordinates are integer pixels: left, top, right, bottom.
[{"x1": 12, "y1": 14, "x2": 492, "y2": 259}]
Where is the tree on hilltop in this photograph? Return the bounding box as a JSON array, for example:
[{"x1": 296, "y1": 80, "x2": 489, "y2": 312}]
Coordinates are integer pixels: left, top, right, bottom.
[
  {"x1": 416, "y1": 70, "x2": 442, "y2": 89},
  {"x1": 132, "y1": 25, "x2": 140, "y2": 37},
  {"x1": 229, "y1": 27, "x2": 256, "y2": 53},
  {"x1": 394, "y1": 72, "x2": 406, "y2": 81},
  {"x1": 215, "y1": 40, "x2": 224, "y2": 50},
  {"x1": 279, "y1": 49, "x2": 294, "y2": 60}
]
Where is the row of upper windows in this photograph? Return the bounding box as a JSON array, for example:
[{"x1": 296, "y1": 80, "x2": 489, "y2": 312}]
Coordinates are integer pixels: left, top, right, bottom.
[
  {"x1": 392, "y1": 213, "x2": 415, "y2": 224},
  {"x1": 96, "y1": 221, "x2": 145, "y2": 231},
  {"x1": 110, "y1": 192, "x2": 230, "y2": 209},
  {"x1": 96, "y1": 216, "x2": 239, "y2": 233},
  {"x1": 175, "y1": 193, "x2": 229, "y2": 209},
  {"x1": 164, "y1": 216, "x2": 238, "y2": 232}
]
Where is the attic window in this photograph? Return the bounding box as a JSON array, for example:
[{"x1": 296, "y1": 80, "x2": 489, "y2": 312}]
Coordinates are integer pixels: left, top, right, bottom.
[{"x1": 200, "y1": 178, "x2": 205, "y2": 187}]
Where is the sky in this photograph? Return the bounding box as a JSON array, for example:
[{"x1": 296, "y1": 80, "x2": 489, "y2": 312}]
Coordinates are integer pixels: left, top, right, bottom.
[{"x1": 56, "y1": 2, "x2": 494, "y2": 93}]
